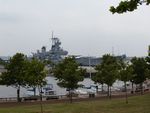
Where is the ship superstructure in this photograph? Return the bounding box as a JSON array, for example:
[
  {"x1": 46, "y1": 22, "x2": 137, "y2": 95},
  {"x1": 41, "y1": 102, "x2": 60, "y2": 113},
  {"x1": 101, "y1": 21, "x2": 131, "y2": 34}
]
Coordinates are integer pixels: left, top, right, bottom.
[{"x1": 33, "y1": 35, "x2": 68, "y2": 63}]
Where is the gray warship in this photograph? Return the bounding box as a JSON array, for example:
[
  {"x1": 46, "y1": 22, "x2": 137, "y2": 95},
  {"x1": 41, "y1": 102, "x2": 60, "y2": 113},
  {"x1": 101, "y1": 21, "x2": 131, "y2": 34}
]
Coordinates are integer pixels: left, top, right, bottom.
[
  {"x1": 32, "y1": 33, "x2": 128, "y2": 66},
  {"x1": 32, "y1": 36, "x2": 102, "y2": 66},
  {"x1": 33, "y1": 35, "x2": 68, "y2": 63}
]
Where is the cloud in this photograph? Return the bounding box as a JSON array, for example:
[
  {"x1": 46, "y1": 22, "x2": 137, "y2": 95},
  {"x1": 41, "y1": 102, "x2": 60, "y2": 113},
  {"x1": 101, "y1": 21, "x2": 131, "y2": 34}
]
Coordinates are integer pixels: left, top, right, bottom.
[
  {"x1": 0, "y1": 13, "x2": 21, "y2": 23},
  {"x1": 0, "y1": 0, "x2": 149, "y2": 57}
]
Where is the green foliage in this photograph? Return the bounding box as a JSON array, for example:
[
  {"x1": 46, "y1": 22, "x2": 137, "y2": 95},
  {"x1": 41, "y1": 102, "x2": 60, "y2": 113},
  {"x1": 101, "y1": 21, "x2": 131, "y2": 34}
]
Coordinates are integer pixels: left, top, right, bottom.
[
  {"x1": 43, "y1": 59, "x2": 55, "y2": 67},
  {"x1": 92, "y1": 64, "x2": 106, "y2": 93},
  {"x1": 131, "y1": 57, "x2": 148, "y2": 84},
  {"x1": 53, "y1": 57, "x2": 85, "y2": 103},
  {"x1": 25, "y1": 58, "x2": 47, "y2": 88},
  {"x1": 53, "y1": 57, "x2": 85, "y2": 90},
  {"x1": 0, "y1": 53, "x2": 27, "y2": 102},
  {"x1": 0, "y1": 58, "x2": 6, "y2": 66},
  {"x1": 25, "y1": 58, "x2": 47, "y2": 112},
  {"x1": 110, "y1": 0, "x2": 150, "y2": 14},
  {"x1": 119, "y1": 62, "x2": 133, "y2": 103},
  {"x1": 92, "y1": 64, "x2": 105, "y2": 85},
  {"x1": 119, "y1": 63, "x2": 133, "y2": 82},
  {"x1": 145, "y1": 56, "x2": 150, "y2": 79},
  {"x1": 43, "y1": 59, "x2": 55, "y2": 75},
  {"x1": 93, "y1": 54, "x2": 121, "y2": 98},
  {"x1": 0, "y1": 53, "x2": 27, "y2": 87},
  {"x1": 100, "y1": 54, "x2": 120, "y2": 86}
]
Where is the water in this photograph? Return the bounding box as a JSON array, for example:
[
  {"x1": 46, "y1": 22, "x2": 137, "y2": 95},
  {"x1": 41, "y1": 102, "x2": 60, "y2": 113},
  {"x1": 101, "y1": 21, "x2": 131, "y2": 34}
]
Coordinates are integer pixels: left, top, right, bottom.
[
  {"x1": 0, "y1": 76, "x2": 124, "y2": 98},
  {"x1": 0, "y1": 86, "x2": 27, "y2": 98}
]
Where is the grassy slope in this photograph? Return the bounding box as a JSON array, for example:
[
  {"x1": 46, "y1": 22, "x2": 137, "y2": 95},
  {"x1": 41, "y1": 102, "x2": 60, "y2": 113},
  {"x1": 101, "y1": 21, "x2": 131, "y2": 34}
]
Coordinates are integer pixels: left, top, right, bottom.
[{"x1": 0, "y1": 94, "x2": 150, "y2": 113}]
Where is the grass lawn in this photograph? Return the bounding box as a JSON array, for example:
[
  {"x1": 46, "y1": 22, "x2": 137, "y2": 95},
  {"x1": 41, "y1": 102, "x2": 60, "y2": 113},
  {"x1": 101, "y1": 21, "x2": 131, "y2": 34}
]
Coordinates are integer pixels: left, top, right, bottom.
[{"x1": 0, "y1": 94, "x2": 150, "y2": 113}]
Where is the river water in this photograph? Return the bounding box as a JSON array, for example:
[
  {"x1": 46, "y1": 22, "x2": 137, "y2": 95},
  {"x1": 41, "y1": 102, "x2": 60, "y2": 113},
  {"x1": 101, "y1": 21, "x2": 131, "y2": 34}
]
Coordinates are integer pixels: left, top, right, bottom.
[{"x1": 0, "y1": 76, "x2": 124, "y2": 98}]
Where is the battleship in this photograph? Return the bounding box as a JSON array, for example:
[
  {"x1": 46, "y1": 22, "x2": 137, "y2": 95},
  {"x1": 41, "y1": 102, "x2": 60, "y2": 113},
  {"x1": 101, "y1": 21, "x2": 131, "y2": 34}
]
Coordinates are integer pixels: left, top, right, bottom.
[
  {"x1": 32, "y1": 34, "x2": 68, "y2": 63},
  {"x1": 32, "y1": 37, "x2": 103, "y2": 66},
  {"x1": 32, "y1": 33, "x2": 127, "y2": 67}
]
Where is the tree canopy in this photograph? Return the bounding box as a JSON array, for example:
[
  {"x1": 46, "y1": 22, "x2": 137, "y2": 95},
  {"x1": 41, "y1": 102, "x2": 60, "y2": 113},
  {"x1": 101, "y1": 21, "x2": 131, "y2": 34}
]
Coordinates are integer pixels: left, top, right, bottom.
[
  {"x1": 119, "y1": 62, "x2": 133, "y2": 103},
  {"x1": 0, "y1": 53, "x2": 27, "y2": 102},
  {"x1": 101, "y1": 54, "x2": 120, "y2": 87},
  {"x1": 94, "y1": 54, "x2": 121, "y2": 98},
  {"x1": 130, "y1": 57, "x2": 149, "y2": 94},
  {"x1": 25, "y1": 58, "x2": 47, "y2": 95},
  {"x1": 131, "y1": 57, "x2": 148, "y2": 85},
  {"x1": 0, "y1": 53, "x2": 27, "y2": 87},
  {"x1": 110, "y1": 0, "x2": 150, "y2": 14},
  {"x1": 0, "y1": 58, "x2": 7, "y2": 66},
  {"x1": 92, "y1": 64, "x2": 105, "y2": 85},
  {"x1": 53, "y1": 57, "x2": 85, "y2": 89},
  {"x1": 119, "y1": 63, "x2": 133, "y2": 83},
  {"x1": 92, "y1": 64, "x2": 105, "y2": 93},
  {"x1": 53, "y1": 57, "x2": 85, "y2": 102}
]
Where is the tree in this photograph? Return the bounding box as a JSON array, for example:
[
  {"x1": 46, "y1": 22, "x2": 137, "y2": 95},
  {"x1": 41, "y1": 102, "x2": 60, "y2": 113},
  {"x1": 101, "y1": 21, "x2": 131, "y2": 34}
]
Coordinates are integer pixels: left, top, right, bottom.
[
  {"x1": 100, "y1": 54, "x2": 120, "y2": 99},
  {"x1": 145, "y1": 57, "x2": 150, "y2": 79},
  {"x1": 131, "y1": 57, "x2": 148, "y2": 94},
  {"x1": 0, "y1": 58, "x2": 6, "y2": 85},
  {"x1": 43, "y1": 59, "x2": 55, "y2": 75},
  {"x1": 145, "y1": 46, "x2": 150, "y2": 80},
  {"x1": 53, "y1": 57, "x2": 85, "y2": 103},
  {"x1": 110, "y1": 0, "x2": 150, "y2": 14},
  {"x1": 92, "y1": 64, "x2": 105, "y2": 93},
  {"x1": 0, "y1": 53, "x2": 27, "y2": 102},
  {"x1": 0, "y1": 58, "x2": 7, "y2": 66},
  {"x1": 25, "y1": 58, "x2": 47, "y2": 95},
  {"x1": 25, "y1": 58, "x2": 47, "y2": 113},
  {"x1": 119, "y1": 63, "x2": 133, "y2": 103}
]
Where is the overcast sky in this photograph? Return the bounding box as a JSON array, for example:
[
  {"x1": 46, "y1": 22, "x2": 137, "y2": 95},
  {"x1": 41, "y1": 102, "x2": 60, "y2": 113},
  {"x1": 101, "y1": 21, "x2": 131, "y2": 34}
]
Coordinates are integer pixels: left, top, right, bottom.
[{"x1": 0, "y1": 0, "x2": 150, "y2": 57}]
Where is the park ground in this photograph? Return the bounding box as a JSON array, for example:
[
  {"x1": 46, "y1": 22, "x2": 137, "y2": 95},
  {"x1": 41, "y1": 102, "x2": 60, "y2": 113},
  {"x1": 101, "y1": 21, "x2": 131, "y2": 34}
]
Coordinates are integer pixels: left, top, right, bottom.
[{"x1": 0, "y1": 93, "x2": 150, "y2": 113}]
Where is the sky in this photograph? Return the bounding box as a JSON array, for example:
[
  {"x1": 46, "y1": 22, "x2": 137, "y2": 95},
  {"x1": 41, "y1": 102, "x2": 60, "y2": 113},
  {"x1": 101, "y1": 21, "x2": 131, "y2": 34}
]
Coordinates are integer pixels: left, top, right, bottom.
[{"x1": 0, "y1": 0, "x2": 150, "y2": 57}]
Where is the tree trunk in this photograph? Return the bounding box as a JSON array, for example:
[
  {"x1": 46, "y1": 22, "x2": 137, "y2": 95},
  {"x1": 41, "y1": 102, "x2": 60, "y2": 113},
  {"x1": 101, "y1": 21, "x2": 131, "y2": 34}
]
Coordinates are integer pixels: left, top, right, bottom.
[
  {"x1": 17, "y1": 86, "x2": 21, "y2": 102},
  {"x1": 38, "y1": 86, "x2": 43, "y2": 113},
  {"x1": 102, "y1": 84, "x2": 104, "y2": 93},
  {"x1": 96, "y1": 85, "x2": 98, "y2": 94},
  {"x1": 125, "y1": 82, "x2": 128, "y2": 104},
  {"x1": 33, "y1": 87, "x2": 36, "y2": 96},
  {"x1": 69, "y1": 89, "x2": 73, "y2": 103},
  {"x1": 70, "y1": 90, "x2": 73, "y2": 103},
  {"x1": 131, "y1": 82, "x2": 134, "y2": 94},
  {"x1": 109, "y1": 86, "x2": 111, "y2": 99},
  {"x1": 140, "y1": 83, "x2": 143, "y2": 95},
  {"x1": 107, "y1": 85, "x2": 109, "y2": 98}
]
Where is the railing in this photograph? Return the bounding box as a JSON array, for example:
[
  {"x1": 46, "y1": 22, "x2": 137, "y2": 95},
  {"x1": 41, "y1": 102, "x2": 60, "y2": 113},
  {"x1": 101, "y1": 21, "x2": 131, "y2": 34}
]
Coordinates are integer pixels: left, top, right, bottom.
[
  {"x1": 0, "y1": 95, "x2": 66, "y2": 102},
  {"x1": 0, "y1": 97, "x2": 17, "y2": 102}
]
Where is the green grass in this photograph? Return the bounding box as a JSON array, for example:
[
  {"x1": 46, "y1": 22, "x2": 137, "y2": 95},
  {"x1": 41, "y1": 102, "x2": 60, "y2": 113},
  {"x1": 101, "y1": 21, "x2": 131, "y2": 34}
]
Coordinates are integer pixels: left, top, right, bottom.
[{"x1": 0, "y1": 94, "x2": 150, "y2": 113}]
